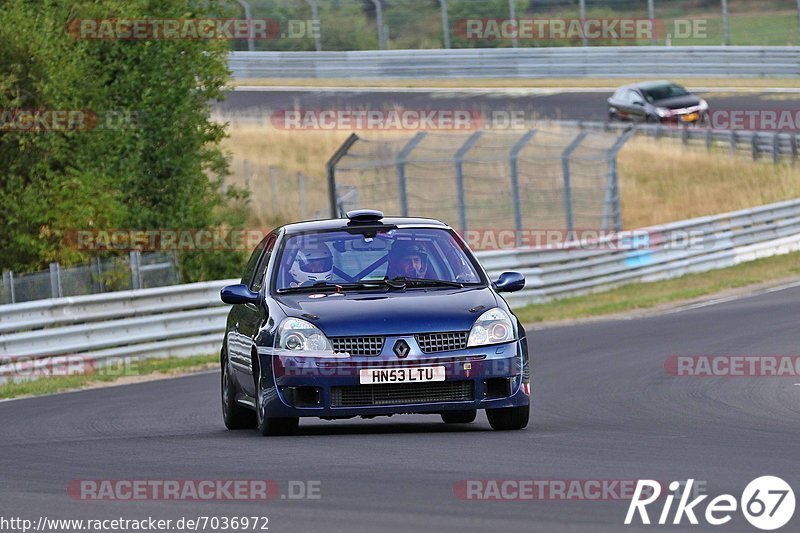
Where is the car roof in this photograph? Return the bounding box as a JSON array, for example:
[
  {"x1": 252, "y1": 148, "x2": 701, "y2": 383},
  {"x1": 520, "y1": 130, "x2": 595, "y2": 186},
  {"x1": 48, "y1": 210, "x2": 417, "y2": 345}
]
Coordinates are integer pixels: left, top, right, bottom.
[
  {"x1": 279, "y1": 216, "x2": 449, "y2": 235},
  {"x1": 622, "y1": 80, "x2": 683, "y2": 91}
]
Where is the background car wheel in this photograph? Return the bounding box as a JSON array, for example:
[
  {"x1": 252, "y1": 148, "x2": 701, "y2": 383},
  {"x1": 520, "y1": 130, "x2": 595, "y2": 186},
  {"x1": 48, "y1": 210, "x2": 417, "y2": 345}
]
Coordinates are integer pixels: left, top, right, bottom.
[
  {"x1": 441, "y1": 410, "x2": 476, "y2": 424},
  {"x1": 486, "y1": 405, "x2": 529, "y2": 431},
  {"x1": 255, "y1": 367, "x2": 299, "y2": 436},
  {"x1": 221, "y1": 357, "x2": 256, "y2": 430}
]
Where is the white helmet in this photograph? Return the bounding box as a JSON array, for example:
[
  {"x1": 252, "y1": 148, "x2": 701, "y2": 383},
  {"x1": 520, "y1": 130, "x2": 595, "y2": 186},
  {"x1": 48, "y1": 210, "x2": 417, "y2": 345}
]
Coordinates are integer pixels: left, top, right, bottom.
[{"x1": 289, "y1": 244, "x2": 333, "y2": 285}]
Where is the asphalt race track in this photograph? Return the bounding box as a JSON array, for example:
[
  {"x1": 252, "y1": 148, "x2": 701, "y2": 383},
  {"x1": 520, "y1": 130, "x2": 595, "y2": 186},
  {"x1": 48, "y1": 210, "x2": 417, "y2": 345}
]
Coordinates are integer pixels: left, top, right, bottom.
[
  {"x1": 218, "y1": 87, "x2": 800, "y2": 124},
  {"x1": 1, "y1": 285, "x2": 798, "y2": 532}
]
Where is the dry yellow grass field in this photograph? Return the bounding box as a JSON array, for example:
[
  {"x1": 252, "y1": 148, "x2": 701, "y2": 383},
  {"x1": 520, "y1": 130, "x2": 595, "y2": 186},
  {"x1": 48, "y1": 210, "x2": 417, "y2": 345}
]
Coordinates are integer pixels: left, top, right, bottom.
[{"x1": 220, "y1": 122, "x2": 800, "y2": 229}]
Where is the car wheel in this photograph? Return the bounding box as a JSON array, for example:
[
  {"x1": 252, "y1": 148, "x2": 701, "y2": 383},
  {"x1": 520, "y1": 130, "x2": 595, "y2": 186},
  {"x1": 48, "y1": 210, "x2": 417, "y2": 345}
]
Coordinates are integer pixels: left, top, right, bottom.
[
  {"x1": 255, "y1": 367, "x2": 299, "y2": 436},
  {"x1": 486, "y1": 405, "x2": 529, "y2": 431},
  {"x1": 441, "y1": 410, "x2": 477, "y2": 424},
  {"x1": 221, "y1": 355, "x2": 256, "y2": 430},
  {"x1": 645, "y1": 115, "x2": 659, "y2": 124}
]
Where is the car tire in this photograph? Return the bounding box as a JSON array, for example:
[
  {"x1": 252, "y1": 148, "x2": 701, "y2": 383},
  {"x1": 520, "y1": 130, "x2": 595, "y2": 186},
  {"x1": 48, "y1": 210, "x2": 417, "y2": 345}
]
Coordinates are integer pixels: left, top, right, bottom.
[
  {"x1": 255, "y1": 366, "x2": 299, "y2": 436},
  {"x1": 441, "y1": 410, "x2": 477, "y2": 424},
  {"x1": 486, "y1": 405, "x2": 529, "y2": 431},
  {"x1": 221, "y1": 356, "x2": 256, "y2": 430}
]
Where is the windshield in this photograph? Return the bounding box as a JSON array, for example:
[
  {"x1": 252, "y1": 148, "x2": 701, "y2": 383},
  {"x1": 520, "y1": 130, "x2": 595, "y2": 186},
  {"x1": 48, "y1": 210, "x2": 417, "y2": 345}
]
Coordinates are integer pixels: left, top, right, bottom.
[
  {"x1": 274, "y1": 227, "x2": 483, "y2": 291},
  {"x1": 641, "y1": 83, "x2": 689, "y2": 102}
]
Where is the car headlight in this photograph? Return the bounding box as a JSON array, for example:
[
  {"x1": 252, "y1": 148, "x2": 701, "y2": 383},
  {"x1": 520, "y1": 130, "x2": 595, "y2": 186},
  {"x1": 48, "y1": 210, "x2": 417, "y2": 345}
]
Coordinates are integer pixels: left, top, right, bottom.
[
  {"x1": 698, "y1": 99, "x2": 708, "y2": 111},
  {"x1": 277, "y1": 317, "x2": 332, "y2": 352},
  {"x1": 467, "y1": 307, "x2": 515, "y2": 347},
  {"x1": 655, "y1": 107, "x2": 671, "y2": 118}
]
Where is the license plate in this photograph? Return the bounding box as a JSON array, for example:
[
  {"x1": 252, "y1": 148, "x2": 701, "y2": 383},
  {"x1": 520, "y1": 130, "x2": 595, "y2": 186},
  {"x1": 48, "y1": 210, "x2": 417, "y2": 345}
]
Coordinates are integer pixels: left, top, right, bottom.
[
  {"x1": 359, "y1": 366, "x2": 446, "y2": 385},
  {"x1": 682, "y1": 113, "x2": 699, "y2": 122}
]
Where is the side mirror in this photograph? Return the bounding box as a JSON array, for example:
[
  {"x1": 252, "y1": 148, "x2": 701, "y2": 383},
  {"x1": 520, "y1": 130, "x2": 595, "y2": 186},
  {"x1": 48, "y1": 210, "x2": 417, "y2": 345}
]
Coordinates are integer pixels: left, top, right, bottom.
[
  {"x1": 494, "y1": 272, "x2": 525, "y2": 293},
  {"x1": 220, "y1": 284, "x2": 260, "y2": 305}
]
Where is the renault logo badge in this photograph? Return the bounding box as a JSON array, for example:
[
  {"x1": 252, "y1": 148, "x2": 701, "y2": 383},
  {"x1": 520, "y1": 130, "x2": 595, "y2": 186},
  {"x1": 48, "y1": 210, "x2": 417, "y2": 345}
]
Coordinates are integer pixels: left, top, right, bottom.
[{"x1": 393, "y1": 339, "x2": 410, "y2": 358}]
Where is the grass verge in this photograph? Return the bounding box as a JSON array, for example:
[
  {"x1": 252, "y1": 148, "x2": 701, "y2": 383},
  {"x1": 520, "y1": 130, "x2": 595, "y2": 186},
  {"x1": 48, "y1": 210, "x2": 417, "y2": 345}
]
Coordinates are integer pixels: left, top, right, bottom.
[
  {"x1": 0, "y1": 354, "x2": 217, "y2": 400},
  {"x1": 514, "y1": 251, "x2": 800, "y2": 324}
]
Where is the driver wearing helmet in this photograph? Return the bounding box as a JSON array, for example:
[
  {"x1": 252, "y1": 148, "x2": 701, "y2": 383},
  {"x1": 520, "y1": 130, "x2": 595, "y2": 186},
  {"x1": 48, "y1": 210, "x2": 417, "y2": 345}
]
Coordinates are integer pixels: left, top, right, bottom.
[
  {"x1": 386, "y1": 241, "x2": 430, "y2": 279},
  {"x1": 288, "y1": 242, "x2": 334, "y2": 287}
]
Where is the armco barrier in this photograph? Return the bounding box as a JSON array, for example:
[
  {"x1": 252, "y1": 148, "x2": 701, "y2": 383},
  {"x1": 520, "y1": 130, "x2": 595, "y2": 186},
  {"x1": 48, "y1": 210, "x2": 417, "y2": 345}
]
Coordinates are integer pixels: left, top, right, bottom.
[
  {"x1": 2, "y1": 198, "x2": 800, "y2": 369},
  {"x1": 228, "y1": 46, "x2": 800, "y2": 79}
]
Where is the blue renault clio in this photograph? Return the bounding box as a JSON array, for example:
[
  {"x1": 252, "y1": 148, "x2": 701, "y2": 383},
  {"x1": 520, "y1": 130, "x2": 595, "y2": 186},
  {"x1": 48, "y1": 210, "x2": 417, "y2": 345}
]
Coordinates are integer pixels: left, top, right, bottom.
[{"x1": 220, "y1": 210, "x2": 530, "y2": 436}]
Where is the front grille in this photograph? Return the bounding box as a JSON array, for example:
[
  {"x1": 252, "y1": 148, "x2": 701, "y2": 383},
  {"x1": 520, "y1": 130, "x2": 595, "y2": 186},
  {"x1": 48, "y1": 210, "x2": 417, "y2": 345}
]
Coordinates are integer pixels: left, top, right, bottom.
[
  {"x1": 415, "y1": 331, "x2": 469, "y2": 353},
  {"x1": 331, "y1": 381, "x2": 473, "y2": 407},
  {"x1": 331, "y1": 336, "x2": 384, "y2": 356}
]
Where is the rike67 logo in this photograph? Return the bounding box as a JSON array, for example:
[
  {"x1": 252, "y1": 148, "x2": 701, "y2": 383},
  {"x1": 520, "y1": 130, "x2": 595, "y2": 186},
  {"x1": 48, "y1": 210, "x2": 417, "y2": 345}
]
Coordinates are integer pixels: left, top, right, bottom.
[{"x1": 625, "y1": 477, "x2": 795, "y2": 530}]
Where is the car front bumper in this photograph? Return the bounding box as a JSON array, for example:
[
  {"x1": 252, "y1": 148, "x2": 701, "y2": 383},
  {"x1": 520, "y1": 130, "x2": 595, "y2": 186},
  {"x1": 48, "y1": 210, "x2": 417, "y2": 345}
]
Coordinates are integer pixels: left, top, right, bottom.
[{"x1": 257, "y1": 339, "x2": 530, "y2": 418}]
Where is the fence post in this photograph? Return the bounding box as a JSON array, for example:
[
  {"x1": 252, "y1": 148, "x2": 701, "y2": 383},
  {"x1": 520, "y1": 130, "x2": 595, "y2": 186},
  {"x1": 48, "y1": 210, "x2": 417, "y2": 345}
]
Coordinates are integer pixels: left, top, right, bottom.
[
  {"x1": 721, "y1": 0, "x2": 730, "y2": 45},
  {"x1": 305, "y1": 0, "x2": 322, "y2": 51},
  {"x1": 93, "y1": 257, "x2": 104, "y2": 292},
  {"x1": 49, "y1": 262, "x2": 63, "y2": 299},
  {"x1": 603, "y1": 129, "x2": 634, "y2": 232},
  {"x1": 454, "y1": 131, "x2": 483, "y2": 232},
  {"x1": 298, "y1": 173, "x2": 307, "y2": 219},
  {"x1": 579, "y1": 0, "x2": 587, "y2": 47},
  {"x1": 706, "y1": 128, "x2": 713, "y2": 150},
  {"x1": 791, "y1": 133, "x2": 798, "y2": 164},
  {"x1": 439, "y1": 0, "x2": 450, "y2": 49},
  {"x1": 729, "y1": 131, "x2": 737, "y2": 155},
  {"x1": 509, "y1": 129, "x2": 537, "y2": 246},
  {"x1": 561, "y1": 131, "x2": 588, "y2": 233},
  {"x1": 235, "y1": 0, "x2": 255, "y2": 52},
  {"x1": 395, "y1": 132, "x2": 427, "y2": 217},
  {"x1": 508, "y1": 0, "x2": 518, "y2": 48},
  {"x1": 326, "y1": 133, "x2": 360, "y2": 218},
  {"x1": 269, "y1": 166, "x2": 277, "y2": 214},
  {"x1": 751, "y1": 133, "x2": 758, "y2": 161},
  {"x1": 2, "y1": 270, "x2": 14, "y2": 304},
  {"x1": 681, "y1": 125, "x2": 689, "y2": 145},
  {"x1": 371, "y1": 0, "x2": 386, "y2": 49},
  {"x1": 130, "y1": 251, "x2": 142, "y2": 290},
  {"x1": 773, "y1": 133, "x2": 780, "y2": 165},
  {"x1": 647, "y1": 0, "x2": 656, "y2": 45}
]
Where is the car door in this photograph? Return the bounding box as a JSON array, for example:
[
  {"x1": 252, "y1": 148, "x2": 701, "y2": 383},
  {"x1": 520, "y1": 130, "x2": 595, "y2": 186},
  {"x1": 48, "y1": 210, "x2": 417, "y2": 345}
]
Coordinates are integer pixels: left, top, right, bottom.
[
  {"x1": 234, "y1": 233, "x2": 277, "y2": 397},
  {"x1": 227, "y1": 236, "x2": 268, "y2": 382},
  {"x1": 626, "y1": 89, "x2": 648, "y2": 122}
]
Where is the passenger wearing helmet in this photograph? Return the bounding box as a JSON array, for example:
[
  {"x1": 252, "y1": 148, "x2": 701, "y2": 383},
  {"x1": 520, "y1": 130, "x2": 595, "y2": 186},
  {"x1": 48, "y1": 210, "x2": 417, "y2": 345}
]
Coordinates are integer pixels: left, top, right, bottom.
[
  {"x1": 387, "y1": 241, "x2": 429, "y2": 279},
  {"x1": 288, "y1": 243, "x2": 334, "y2": 287}
]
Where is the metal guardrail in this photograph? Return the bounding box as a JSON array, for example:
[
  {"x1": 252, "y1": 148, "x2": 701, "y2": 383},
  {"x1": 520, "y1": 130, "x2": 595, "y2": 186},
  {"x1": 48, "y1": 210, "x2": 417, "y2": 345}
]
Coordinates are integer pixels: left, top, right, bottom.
[
  {"x1": 228, "y1": 46, "x2": 800, "y2": 79},
  {"x1": 2, "y1": 198, "x2": 800, "y2": 372},
  {"x1": 565, "y1": 120, "x2": 800, "y2": 164}
]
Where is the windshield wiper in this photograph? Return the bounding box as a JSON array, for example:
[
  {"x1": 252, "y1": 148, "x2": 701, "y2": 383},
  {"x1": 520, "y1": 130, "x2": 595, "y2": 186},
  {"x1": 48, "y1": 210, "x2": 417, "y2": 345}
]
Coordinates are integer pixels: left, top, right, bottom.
[
  {"x1": 388, "y1": 277, "x2": 464, "y2": 288},
  {"x1": 279, "y1": 281, "x2": 385, "y2": 293}
]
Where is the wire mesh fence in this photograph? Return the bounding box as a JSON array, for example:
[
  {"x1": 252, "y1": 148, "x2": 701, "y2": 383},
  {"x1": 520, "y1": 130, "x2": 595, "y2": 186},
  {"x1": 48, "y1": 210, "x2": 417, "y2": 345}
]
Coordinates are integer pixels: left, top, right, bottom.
[
  {"x1": 0, "y1": 252, "x2": 179, "y2": 305},
  {"x1": 226, "y1": 157, "x2": 329, "y2": 223},
  {"x1": 328, "y1": 127, "x2": 632, "y2": 243},
  {"x1": 235, "y1": 0, "x2": 800, "y2": 52}
]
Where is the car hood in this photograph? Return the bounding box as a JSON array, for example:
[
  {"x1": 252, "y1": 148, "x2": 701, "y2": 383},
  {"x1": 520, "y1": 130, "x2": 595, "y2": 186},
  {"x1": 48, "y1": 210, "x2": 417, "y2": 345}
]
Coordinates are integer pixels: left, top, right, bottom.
[
  {"x1": 275, "y1": 287, "x2": 499, "y2": 337},
  {"x1": 650, "y1": 94, "x2": 702, "y2": 110}
]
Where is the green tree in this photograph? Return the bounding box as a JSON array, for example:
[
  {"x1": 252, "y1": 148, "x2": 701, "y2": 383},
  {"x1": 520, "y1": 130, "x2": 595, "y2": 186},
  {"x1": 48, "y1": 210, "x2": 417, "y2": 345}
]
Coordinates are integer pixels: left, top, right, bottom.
[{"x1": 0, "y1": 0, "x2": 247, "y2": 280}]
